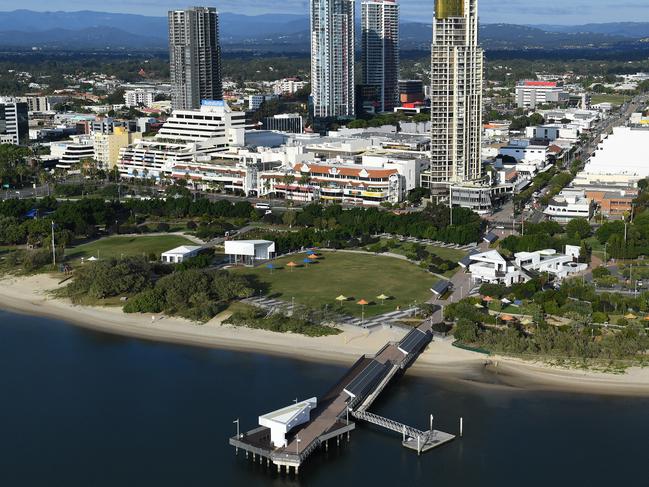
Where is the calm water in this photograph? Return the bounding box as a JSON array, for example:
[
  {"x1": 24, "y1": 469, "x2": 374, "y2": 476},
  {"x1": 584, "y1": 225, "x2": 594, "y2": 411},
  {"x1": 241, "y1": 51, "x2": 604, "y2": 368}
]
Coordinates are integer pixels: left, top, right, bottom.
[{"x1": 0, "y1": 309, "x2": 648, "y2": 486}]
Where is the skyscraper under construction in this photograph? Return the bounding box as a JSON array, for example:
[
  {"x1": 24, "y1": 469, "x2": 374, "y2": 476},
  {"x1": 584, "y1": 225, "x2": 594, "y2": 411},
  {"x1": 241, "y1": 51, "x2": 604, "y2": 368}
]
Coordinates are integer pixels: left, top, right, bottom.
[{"x1": 427, "y1": 0, "x2": 484, "y2": 187}]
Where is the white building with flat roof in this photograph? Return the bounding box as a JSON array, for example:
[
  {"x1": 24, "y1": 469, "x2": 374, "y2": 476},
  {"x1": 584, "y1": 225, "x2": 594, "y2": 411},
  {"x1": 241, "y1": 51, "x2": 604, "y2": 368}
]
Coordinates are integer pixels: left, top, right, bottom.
[
  {"x1": 161, "y1": 245, "x2": 202, "y2": 264},
  {"x1": 574, "y1": 127, "x2": 649, "y2": 188},
  {"x1": 468, "y1": 250, "x2": 529, "y2": 287},
  {"x1": 124, "y1": 89, "x2": 155, "y2": 108},
  {"x1": 515, "y1": 80, "x2": 567, "y2": 109},
  {"x1": 514, "y1": 246, "x2": 586, "y2": 281},
  {"x1": 544, "y1": 189, "x2": 594, "y2": 223},
  {"x1": 259, "y1": 398, "x2": 317, "y2": 448},
  {"x1": 225, "y1": 240, "x2": 276, "y2": 266}
]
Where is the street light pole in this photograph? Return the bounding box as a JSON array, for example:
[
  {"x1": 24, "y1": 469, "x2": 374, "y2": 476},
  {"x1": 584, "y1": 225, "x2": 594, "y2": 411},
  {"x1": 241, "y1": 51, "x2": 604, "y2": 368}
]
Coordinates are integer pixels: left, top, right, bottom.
[
  {"x1": 51, "y1": 221, "x2": 56, "y2": 267},
  {"x1": 233, "y1": 418, "x2": 240, "y2": 438}
]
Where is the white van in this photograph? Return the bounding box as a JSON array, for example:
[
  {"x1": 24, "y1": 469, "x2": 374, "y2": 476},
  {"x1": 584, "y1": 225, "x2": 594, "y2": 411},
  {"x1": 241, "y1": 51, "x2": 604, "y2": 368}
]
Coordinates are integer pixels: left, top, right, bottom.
[{"x1": 255, "y1": 203, "x2": 271, "y2": 210}]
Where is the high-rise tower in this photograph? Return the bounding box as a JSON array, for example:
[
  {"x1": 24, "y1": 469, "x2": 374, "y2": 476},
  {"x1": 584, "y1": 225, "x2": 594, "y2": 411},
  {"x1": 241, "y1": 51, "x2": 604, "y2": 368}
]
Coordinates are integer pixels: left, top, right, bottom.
[
  {"x1": 427, "y1": 0, "x2": 484, "y2": 186},
  {"x1": 169, "y1": 7, "x2": 223, "y2": 111},
  {"x1": 310, "y1": 0, "x2": 356, "y2": 121},
  {"x1": 361, "y1": 0, "x2": 400, "y2": 113}
]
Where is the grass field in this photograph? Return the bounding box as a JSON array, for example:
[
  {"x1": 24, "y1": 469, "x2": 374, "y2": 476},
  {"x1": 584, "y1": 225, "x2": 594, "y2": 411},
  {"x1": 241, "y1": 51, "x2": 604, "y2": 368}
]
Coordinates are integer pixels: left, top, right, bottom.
[
  {"x1": 374, "y1": 240, "x2": 467, "y2": 277},
  {"x1": 232, "y1": 252, "x2": 438, "y2": 318},
  {"x1": 591, "y1": 94, "x2": 629, "y2": 106},
  {"x1": 66, "y1": 235, "x2": 196, "y2": 261}
]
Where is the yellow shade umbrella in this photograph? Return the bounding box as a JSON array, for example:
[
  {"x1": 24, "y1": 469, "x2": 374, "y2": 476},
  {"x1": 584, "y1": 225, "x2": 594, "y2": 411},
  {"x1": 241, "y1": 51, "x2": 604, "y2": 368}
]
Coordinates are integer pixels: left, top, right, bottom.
[
  {"x1": 377, "y1": 294, "x2": 390, "y2": 305},
  {"x1": 625, "y1": 313, "x2": 638, "y2": 320},
  {"x1": 336, "y1": 295, "x2": 348, "y2": 307}
]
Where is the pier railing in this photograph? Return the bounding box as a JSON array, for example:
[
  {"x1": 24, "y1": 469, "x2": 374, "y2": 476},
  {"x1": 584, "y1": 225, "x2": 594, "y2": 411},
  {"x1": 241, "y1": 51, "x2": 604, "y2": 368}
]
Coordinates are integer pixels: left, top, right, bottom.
[{"x1": 352, "y1": 410, "x2": 427, "y2": 440}]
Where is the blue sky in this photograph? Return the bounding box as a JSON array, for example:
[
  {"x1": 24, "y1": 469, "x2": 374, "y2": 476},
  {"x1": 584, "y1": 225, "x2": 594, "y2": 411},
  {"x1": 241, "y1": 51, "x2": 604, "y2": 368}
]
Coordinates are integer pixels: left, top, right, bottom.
[{"x1": 6, "y1": 0, "x2": 649, "y2": 24}]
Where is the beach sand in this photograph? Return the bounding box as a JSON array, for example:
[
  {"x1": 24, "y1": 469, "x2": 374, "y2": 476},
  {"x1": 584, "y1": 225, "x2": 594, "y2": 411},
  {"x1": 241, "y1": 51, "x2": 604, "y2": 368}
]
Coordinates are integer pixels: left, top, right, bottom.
[{"x1": 1, "y1": 274, "x2": 649, "y2": 396}]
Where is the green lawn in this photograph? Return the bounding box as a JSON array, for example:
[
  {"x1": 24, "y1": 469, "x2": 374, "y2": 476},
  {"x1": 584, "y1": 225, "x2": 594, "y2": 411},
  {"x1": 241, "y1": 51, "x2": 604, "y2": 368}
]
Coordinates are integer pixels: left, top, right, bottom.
[
  {"x1": 426, "y1": 245, "x2": 467, "y2": 262},
  {"x1": 66, "y1": 235, "x2": 196, "y2": 261},
  {"x1": 374, "y1": 240, "x2": 466, "y2": 277},
  {"x1": 591, "y1": 94, "x2": 629, "y2": 107},
  {"x1": 232, "y1": 252, "x2": 438, "y2": 318}
]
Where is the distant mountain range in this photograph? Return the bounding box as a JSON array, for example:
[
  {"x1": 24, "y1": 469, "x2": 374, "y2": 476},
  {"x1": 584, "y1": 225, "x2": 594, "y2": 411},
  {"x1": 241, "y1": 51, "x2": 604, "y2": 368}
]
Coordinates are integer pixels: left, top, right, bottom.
[{"x1": 0, "y1": 10, "x2": 647, "y2": 52}]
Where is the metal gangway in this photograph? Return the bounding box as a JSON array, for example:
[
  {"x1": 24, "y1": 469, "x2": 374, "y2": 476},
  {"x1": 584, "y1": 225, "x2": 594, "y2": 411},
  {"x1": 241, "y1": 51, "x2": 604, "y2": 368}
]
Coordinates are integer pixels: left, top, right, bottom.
[{"x1": 352, "y1": 410, "x2": 456, "y2": 455}]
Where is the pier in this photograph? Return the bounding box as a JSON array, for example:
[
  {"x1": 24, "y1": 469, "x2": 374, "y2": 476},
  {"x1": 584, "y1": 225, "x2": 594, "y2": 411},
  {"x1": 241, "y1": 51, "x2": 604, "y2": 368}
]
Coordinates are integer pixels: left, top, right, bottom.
[{"x1": 229, "y1": 322, "x2": 457, "y2": 474}]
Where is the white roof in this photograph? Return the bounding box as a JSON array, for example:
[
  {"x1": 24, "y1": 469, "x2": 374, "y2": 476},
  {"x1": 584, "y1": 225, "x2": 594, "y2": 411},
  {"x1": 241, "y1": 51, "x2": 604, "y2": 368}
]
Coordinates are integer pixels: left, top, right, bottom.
[
  {"x1": 259, "y1": 398, "x2": 317, "y2": 427},
  {"x1": 161, "y1": 245, "x2": 202, "y2": 256},
  {"x1": 582, "y1": 127, "x2": 649, "y2": 177},
  {"x1": 470, "y1": 250, "x2": 507, "y2": 264}
]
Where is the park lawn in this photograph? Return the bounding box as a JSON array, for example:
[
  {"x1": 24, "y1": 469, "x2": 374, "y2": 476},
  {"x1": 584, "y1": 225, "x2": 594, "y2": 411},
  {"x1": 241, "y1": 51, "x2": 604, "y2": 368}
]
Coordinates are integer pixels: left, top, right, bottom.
[
  {"x1": 66, "y1": 235, "x2": 196, "y2": 261},
  {"x1": 231, "y1": 252, "x2": 438, "y2": 318},
  {"x1": 591, "y1": 94, "x2": 629, "y2": 106},
  {"x1": 426, "y1": 245, "x2": 467, "y2": 263},
  {"x1": 377, "y1": 240, "x2": 466, "y2": 278}
]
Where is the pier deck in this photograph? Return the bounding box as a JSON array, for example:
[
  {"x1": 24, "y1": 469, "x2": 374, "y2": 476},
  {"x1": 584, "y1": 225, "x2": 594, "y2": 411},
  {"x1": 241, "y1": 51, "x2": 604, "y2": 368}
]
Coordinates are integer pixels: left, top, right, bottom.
[{"x1": 230, "y1": 321, "x2": 456, "y2": 473}]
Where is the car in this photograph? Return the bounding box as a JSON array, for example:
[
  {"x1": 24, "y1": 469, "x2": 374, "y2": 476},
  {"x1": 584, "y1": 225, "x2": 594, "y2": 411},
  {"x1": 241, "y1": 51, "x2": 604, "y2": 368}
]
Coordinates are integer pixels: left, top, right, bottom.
[{"x1": 255, "y1": 203, "x2": 271, "y2": 210}]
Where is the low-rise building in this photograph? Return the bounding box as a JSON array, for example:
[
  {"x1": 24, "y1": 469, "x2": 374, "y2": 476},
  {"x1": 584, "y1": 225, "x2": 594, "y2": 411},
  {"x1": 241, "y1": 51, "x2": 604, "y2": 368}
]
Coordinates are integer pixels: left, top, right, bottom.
[
  {"x1": 584, "y1": 188, "x2": 637, "y2": 218},
  {"x1": 514, "y1": 246, "x2": 586, "y2": 281},
  {"x1": 544, "y1": 189, "x2": 594, "y2": 222},
  {"x1": 574, "y1": 127, "x2": 649, "y2": 188},
  {"x1": 124, "y1": 89, "x2": 156, "y2": 108},
  {"x1": 273, "y1": 77, "x2": 308, "y2": 96},
  {"x1": 161, "y1": 245, "x2": 202, "y2": 264},
  {"x1": 249, "y1": 94, "x2": 278, "y2": 111},
  {"x1": 263, "y1": 114, "x2": 303, "y2": 134},
  {"x1": 225, "y1": 240, "x2": 276, "y2": 266},
  {"x1": 468, "y1": 250, "x2": 529, "y2": 287},
  {"x1": 515, "y1": 81, "x2": 568, "y2": 109},
  {"x1": 50, "y1": 135, "x2": 95, "y2": 170},
  {"x1": 93, "y1": 127, "x2": 142, "y2": 169}
]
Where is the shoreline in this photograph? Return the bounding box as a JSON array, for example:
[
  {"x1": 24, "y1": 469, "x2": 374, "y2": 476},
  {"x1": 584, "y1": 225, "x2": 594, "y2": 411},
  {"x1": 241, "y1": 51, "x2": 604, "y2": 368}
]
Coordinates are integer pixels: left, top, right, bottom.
[{"x1": 2, "y1": 274, "x2": 649, "y2": 397}]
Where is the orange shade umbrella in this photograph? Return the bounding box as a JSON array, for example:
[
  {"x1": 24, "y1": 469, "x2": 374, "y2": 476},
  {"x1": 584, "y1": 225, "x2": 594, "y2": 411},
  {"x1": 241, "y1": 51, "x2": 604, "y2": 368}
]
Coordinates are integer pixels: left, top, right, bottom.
[
  {"x1": 357, "y1": 299, "x2": 369, "y2": 306},
  {"x1": 483, "y1": 296, "x2": 494, "y2": 302},
  {"x1": 286, "y1": 261, "x2": 298, "y2": 272},
  {"x1": 501, "y1": 314, "x2": 515, "y2": 322},
  {"x1": 308, "y1": 254, "x2": 319, "y2": 260}
]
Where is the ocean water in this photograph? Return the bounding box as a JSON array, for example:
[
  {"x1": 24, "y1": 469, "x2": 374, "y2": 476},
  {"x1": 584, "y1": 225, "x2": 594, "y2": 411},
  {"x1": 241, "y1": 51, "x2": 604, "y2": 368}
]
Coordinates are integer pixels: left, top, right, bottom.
[{"x1": 0, "y1": 309, "x2": 647, "y2": 487}]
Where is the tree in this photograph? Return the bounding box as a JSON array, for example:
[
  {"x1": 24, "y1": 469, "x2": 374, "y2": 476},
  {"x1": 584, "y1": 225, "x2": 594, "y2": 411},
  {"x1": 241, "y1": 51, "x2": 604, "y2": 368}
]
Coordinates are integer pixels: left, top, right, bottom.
[
  {"x1": 454, "y1": 319, "x2": 480, "y2": 343},
  {"x1": 282, "y1": 210, "x2": 297, "y2": 228},
  {"x1": 566, "y1": 218, "x2": 591, "y2": 240}
]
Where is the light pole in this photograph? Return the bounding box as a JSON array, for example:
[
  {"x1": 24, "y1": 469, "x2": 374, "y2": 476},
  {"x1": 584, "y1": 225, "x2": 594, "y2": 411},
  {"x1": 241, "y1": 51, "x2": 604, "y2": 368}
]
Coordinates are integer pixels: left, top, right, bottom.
[
  {"x1": 295, "y1": 434, "x2": 301, "y2": 455},
  {"x1": 449, "y1": 186, "x2": 453, "y2": 226},
  {"x1": 233, "y1": 418, "x2": 240, "y2": 438}
]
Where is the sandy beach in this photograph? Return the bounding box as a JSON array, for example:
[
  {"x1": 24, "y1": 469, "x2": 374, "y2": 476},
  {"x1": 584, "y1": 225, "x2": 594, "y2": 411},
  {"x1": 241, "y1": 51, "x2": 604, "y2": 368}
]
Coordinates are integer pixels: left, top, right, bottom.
[{"x1": 1, "y1": 274, "x2": 649, "y2": 396}]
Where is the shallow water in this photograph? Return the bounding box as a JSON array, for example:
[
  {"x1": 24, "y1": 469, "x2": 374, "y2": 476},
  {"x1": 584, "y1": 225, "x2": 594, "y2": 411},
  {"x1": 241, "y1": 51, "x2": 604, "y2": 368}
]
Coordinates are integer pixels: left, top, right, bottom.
[{"x1": 0, "y1": 309, "x2": 647, "y2": 486}]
